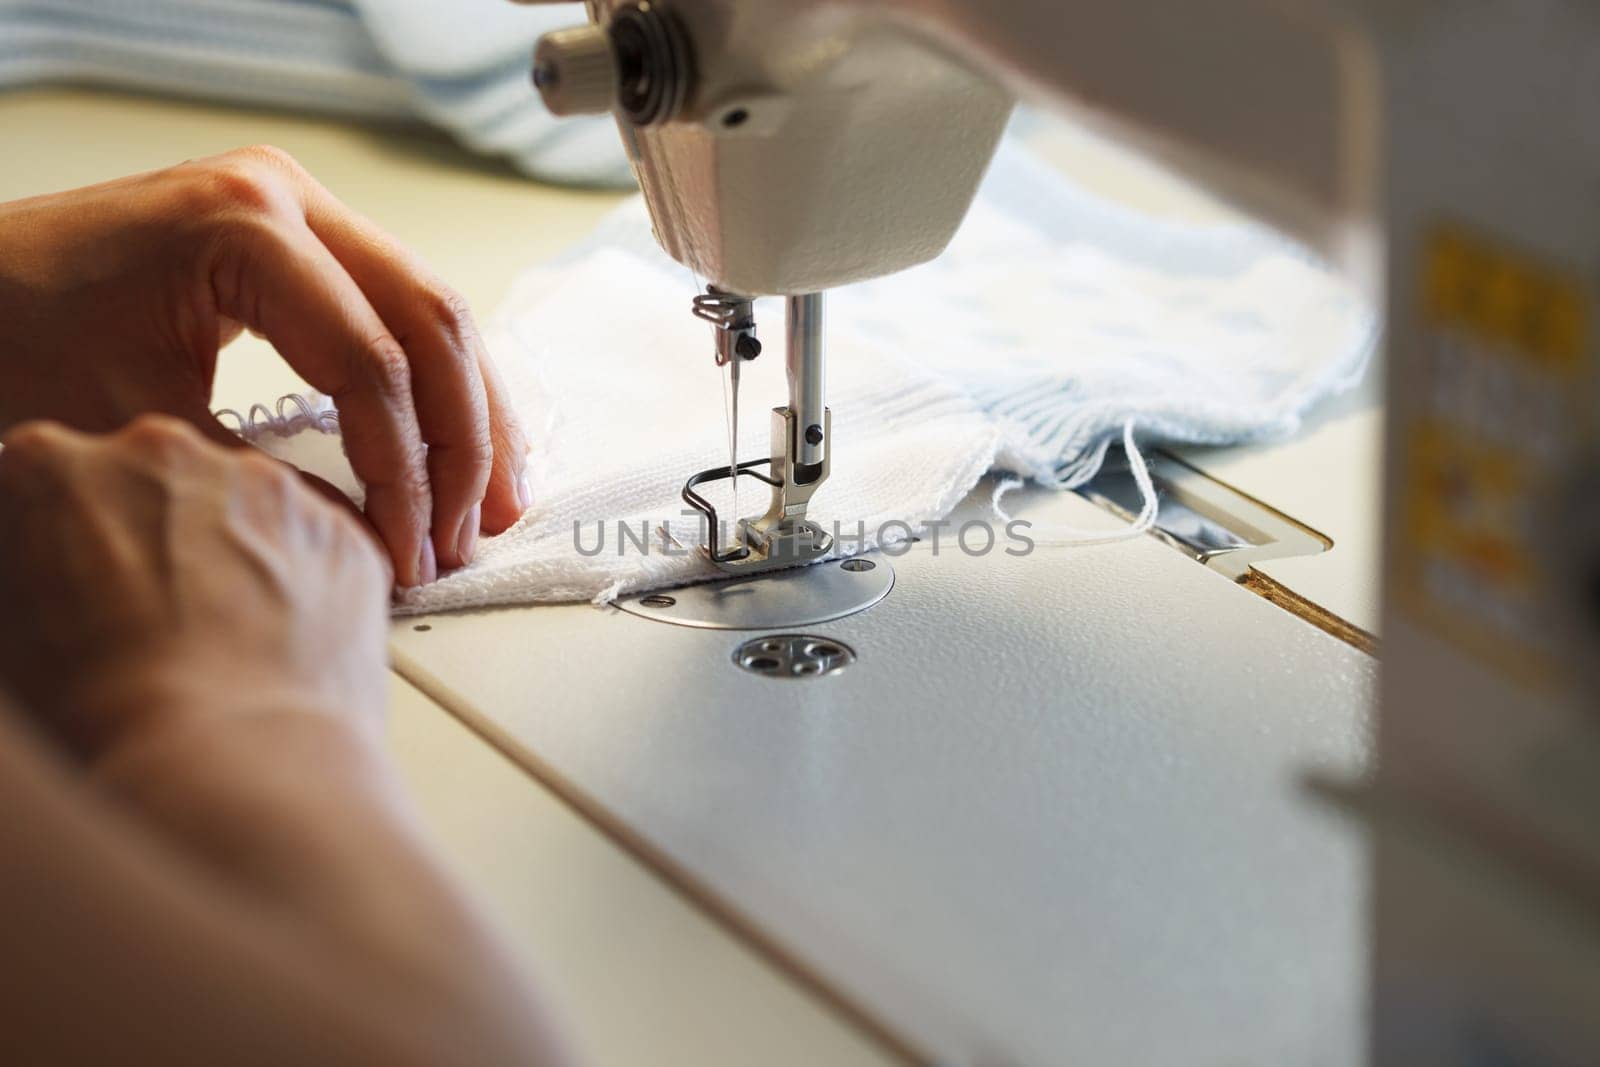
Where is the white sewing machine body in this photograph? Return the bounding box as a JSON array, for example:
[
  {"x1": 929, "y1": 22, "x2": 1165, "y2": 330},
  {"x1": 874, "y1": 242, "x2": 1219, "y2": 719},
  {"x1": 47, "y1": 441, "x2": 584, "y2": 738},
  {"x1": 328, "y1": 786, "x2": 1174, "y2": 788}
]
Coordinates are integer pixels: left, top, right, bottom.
[
  {"x1": 409, "y1": 1, "x2": 1600, "y2": 1062},
  {"x1": 616, "y1": 4, "x2": 1012, "y2": 297}
]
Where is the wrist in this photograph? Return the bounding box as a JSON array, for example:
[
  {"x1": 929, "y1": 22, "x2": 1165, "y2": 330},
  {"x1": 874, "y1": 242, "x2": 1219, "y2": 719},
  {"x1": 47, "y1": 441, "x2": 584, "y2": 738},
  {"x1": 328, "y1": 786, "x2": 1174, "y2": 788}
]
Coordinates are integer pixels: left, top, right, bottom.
[
  {"x1": 91, "y1": 683, "x2": 398, "y2": 861},
  {"x1": 99, "y1": 694, "x2": 379, "y2": 781},
  {"x1": 89, "y1": 692, "x2": 417, "y2": 948},
  {"x1": 64, "y1": 654, "x2": 383, "y2": 763}
]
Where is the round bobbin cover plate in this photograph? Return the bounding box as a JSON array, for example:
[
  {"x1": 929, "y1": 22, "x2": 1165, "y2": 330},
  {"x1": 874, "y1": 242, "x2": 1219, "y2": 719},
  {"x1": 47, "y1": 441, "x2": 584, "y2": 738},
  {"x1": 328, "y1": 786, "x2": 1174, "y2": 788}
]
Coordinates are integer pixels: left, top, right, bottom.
[{"x1": 615, "y1": 558, "x2": 894, "y2": 631}]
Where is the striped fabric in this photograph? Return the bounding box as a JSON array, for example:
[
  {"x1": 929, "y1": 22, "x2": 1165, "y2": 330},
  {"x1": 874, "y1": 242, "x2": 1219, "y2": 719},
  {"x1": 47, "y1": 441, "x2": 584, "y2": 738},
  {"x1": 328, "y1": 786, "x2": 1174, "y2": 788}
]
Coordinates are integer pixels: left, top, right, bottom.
[{"x1": 0, "y1": 0, "x2": 633, "y2": 186}]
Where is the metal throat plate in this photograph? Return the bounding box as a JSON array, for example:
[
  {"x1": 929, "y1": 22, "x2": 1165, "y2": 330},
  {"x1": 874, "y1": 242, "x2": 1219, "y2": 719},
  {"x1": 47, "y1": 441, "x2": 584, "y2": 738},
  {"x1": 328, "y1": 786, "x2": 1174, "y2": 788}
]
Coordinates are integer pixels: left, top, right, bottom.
[{"x1": 616, "y1": 557, "x2": 894, "y2": 631}]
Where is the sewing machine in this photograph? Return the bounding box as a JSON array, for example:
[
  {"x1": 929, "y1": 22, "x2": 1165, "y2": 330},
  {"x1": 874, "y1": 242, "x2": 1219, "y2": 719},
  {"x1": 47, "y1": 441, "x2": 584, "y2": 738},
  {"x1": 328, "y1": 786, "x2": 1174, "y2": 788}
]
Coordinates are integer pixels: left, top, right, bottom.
[
  {"x1": 530, "y1": 1, "x2": 1008, "y2": 579},
  {"x1": 526, "y1": 0, "x2": 1369, "y2": 585},
  {"x1": 512, "y1": 1, "x2": 1600, "y2": 1063}
]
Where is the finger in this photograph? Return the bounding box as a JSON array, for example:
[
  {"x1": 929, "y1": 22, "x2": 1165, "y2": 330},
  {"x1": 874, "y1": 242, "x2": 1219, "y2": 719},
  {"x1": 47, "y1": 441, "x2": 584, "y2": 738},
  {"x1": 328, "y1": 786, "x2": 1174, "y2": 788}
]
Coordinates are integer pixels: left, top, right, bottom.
[
  {"x1": 207, "y1": 215, "x2": 435, "y2": 587},
  {"x1": 475, "y1": 346, "x2": 532, "y2": 533},
  {"x1": 292, "y1": 176, "x2": 531, "y2": 549},
  {"x1": 216, "y1": 315, "x2": 246, "y2": 351},
  {"x1": 0, "y1": 419, "x2": 67, "y2": 453},
  {"x1": 0, "y1": 423, "x2": 88, "y2": 564},
  {"x1": 0, "y1": 420, "x2": 84, "y2": 483}
]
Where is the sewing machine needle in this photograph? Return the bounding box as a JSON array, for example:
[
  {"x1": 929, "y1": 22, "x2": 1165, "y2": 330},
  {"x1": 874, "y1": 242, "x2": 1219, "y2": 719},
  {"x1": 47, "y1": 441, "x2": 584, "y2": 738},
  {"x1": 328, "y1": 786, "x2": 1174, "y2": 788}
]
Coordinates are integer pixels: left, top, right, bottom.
[{"x1": 727, "y1": 350, "x2": 740, "y2": 523}]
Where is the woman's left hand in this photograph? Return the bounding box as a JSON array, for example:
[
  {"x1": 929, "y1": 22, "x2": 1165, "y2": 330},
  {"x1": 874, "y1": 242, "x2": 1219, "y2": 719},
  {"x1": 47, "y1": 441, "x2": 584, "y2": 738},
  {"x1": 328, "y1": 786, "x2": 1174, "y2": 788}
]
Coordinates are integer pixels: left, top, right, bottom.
[{"x1": 0, "y1": 145, "x2": 532, "y2": 586}]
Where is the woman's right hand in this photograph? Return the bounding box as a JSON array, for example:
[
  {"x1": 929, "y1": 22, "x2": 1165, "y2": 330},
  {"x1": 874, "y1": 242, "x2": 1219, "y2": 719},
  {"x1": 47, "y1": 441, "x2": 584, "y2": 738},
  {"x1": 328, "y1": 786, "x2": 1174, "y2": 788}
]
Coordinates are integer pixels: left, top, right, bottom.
[
  {"x1": 0, "y1": 415, "x2": 390, "y2": 760},
  {"x1": 0, "y1": 414, "x2": 571, "y2": 1066}
]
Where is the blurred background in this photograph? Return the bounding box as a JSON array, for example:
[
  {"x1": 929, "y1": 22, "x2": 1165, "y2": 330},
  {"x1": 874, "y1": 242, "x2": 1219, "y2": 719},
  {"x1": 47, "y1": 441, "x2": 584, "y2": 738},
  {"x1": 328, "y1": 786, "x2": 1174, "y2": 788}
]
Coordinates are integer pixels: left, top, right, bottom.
[{"x1": 0, "y1": 0, "x2": 634, "y2": 185}]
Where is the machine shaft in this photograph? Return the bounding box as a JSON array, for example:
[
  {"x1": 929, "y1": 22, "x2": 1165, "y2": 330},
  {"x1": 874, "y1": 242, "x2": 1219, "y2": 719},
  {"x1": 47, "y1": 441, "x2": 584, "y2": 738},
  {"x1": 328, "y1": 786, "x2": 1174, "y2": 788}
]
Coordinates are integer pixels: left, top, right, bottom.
[{"x1": 786, "y1": 293, "x2": 827, "y2": 475}]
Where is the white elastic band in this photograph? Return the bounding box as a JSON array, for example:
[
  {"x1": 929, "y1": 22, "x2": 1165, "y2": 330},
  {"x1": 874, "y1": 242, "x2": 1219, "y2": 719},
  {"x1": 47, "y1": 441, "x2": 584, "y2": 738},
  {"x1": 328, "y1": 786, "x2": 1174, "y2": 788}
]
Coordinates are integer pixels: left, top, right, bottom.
[{"x1": 215, "y1": 392, "x2": 340, "y2": 440}]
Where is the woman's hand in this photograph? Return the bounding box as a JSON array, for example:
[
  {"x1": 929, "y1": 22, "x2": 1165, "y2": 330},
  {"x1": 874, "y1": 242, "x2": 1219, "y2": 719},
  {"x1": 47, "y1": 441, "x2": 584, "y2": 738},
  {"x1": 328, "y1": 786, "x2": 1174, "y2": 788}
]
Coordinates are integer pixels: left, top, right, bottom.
[
  {"x1": 0, "y1": 146, "x2": 531, "y2": 586},
  {"x1": 0, "y1": 416, "x2": 390, "y2": 759},
  {"x1": 0, "y1": 417, "x2": 572, "y2": 1065}
]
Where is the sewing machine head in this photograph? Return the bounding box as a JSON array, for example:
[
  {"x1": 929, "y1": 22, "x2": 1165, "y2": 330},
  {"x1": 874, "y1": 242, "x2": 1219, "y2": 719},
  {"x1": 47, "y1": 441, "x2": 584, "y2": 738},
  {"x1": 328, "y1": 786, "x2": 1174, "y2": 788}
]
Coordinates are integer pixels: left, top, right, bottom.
[
  {"x1": 530, "y1": 0, "x2": 1013, "y2": 573},
  {"x1": 532, "y1": 0, "x2": 1012, "y2": 295}
]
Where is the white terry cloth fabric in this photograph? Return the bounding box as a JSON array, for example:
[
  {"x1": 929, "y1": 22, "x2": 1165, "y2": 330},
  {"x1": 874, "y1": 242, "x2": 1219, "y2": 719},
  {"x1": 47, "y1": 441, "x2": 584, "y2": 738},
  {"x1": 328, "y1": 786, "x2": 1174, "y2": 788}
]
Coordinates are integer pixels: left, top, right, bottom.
[
  {"x1": 0, "y1": 0, "x2": 632, "y2": 187},
  {"x1": 241, "y1": 248, "x2": 1008, "y2": 612},
  {"x1": 233, "y1": 138, "x2": 1377, "y2": 615}
]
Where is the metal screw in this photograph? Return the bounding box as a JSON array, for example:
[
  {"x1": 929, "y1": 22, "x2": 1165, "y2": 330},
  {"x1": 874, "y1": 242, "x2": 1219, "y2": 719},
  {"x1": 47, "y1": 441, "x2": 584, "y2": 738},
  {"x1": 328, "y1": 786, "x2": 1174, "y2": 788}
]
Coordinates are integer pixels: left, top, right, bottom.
[
  {"x1": 841, "y1": 559, "x2": 876, "y2": 573},
  {"x1": 640, "y1": 594, "x2": 677, "y2": 609}
]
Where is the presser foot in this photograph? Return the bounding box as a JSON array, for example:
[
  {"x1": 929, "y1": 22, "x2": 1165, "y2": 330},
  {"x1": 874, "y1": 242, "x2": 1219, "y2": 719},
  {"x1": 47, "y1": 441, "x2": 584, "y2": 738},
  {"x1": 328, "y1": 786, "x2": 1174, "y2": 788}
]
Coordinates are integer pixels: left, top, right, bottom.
[
  {"x1": 681, "y1": 458, "x2": 835, "y2": 576},
  {"x1": 682, "y1": 407, "x2": 834, "y2": 575}
]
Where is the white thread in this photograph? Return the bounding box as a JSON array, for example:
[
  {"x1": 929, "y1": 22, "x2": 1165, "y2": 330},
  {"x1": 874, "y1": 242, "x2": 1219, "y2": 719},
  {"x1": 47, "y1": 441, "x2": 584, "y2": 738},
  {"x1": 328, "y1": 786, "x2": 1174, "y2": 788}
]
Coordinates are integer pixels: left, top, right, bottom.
[
  {"x1": 1003, "y1": 420, "x2": 1161, "y2": 547},
  {"x1": 694, "y1": 264, "x2": 743, "y2": 525},
  {"x1": 989, "y1": 475, "x2": 1027, "y2": 524}
]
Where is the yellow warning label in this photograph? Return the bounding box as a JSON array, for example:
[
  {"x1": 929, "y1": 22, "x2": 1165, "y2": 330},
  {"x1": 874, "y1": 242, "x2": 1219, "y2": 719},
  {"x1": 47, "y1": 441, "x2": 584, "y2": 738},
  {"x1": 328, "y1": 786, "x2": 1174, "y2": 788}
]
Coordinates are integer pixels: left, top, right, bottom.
[
  {"x1": 1424, "y1": 226, "x2": 1589, "y2": 374},
  {"x1": 1398, "y1": 226, "x2": 1595, "y2": 685}
]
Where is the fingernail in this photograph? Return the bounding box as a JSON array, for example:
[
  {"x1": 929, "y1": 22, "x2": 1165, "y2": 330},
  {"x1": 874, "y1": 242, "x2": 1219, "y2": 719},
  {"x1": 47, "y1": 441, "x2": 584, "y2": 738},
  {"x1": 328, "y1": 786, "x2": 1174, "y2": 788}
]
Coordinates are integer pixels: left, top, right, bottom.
[
  {"x1": 456, "y1": 503, "x2": 481, "y2": 566},
  {"x1": 516, "y1": 472, "x2": 535, "y2": 513},
  {"x1": 416, "y1": 539, "x2": 438, "y2": 587}
]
